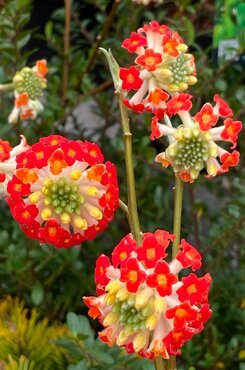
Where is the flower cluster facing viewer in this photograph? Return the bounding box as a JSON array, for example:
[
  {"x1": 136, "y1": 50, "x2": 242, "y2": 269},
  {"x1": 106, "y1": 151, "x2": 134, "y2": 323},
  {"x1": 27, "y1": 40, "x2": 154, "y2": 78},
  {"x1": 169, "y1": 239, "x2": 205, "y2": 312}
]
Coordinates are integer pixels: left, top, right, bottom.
[
  {"x1": 1, "y1": 135, "x2": 119, "y2": 248},
  {"x1": 84, "y1": 231, "x2": 212, "y2": 359}
]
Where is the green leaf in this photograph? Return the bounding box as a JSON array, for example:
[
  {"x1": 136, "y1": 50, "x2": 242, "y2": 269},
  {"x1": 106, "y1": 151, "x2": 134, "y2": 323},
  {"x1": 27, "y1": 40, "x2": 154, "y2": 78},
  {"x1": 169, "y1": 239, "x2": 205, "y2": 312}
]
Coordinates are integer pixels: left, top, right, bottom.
[
  {"x1": 45, "y1": 21, "x2": 53, "y2": 39},
  {"x1": 68, "y1": 360, "x2": 88, "y2": 370},
  {"x1": 87, "y1": 348, "x2": 114, "y2": 364},
  {"x1": 17, "y1": 34, "x2": 31, "y2": 49},
  {"x1": 67, "y1": 312, "x2": 94, "y2": 343},
  {"x1": 31, "y1": 282, "x2": 44, "y2": 305},
  {"x1": 182, "y1": 17, "x2": 195, "y2": 43},
  {"x1": 99, "y1": 48, "x2": 120, "y2": 89}
]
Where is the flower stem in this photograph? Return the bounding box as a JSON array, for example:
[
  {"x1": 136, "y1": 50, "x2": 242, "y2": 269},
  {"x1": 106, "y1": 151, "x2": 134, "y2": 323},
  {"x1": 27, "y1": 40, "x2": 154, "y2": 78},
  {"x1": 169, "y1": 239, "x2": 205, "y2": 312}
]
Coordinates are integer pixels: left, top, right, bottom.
[
  {"x1": 172, "y1": 177, "x2": 184, "y2": 259},
  {"x1": 116, "y1": 90, "x2": 142, "y2": 245},
  {"x1": 166, "y1": 176, "x2": 184, "y2": 370},
  {"x1": 154, "y1": 356, "x2": 166, "y2": 370},
  {"x1": 166, "y1": 355, "x2": 177, "y2": 370},
  {"x1": 0, "y1": 83, "x2": 15, "y2": 92}
]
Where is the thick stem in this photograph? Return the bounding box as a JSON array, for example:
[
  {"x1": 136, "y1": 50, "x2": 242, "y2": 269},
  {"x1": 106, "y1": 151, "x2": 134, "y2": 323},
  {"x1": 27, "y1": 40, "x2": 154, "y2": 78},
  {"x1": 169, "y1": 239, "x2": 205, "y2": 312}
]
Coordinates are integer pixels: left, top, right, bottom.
[
  {"x1": 116, "y1": 91, "x2": 141, "y2": 245},
  {"x1": 0, "y1": 83, "x2": 15, "y2": 92},
  {"x1": 154, "y1": 356, "x2": 165, "y2": 370},
  {"x1": 62, "y1": 0, "x2": 71, "y2": 103}
]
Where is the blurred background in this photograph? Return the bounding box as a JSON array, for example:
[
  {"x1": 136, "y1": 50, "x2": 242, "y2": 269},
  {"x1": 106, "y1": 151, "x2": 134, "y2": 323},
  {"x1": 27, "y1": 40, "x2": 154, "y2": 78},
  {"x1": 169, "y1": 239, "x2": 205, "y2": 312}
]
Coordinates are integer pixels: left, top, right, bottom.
[{"x1": 0, "y1": 0, "x2": 244, "y2": 369}]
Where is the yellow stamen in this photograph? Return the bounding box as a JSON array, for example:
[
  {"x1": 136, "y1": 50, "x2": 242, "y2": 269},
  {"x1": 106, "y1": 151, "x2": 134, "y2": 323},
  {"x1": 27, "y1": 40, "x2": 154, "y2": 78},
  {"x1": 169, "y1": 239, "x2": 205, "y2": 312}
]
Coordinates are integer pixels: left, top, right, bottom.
[
  {"x1": 145, "y1": 314, "x2": 158, "y2": 330},
  {"x1": 89, "y1": 207, "x2": 102, "y2": 220},
  {"x1": 60, "y1": 213, "x2": 71, "y2": 224},
  {"x1": 70, "y1": 169, "x2": 82, "y2": 181},
  {"x1": 28, "y1": 192, "x2": 41, "y2": 204},
  {"x1": 74, "y1": 217, "x2": 88, "y2": 230},
  {"x1": 133, "y1": 332, "x2": 147, "y2": 352},
  {"x1": 103, "y1": 312, "x2": 119, "y2": 326},
  {"x1": 41, "y1": 208, "x2": 52, "y2": 220},
  {"x1": 86, "y1": 186, "x2": 99, "y2": 197}
]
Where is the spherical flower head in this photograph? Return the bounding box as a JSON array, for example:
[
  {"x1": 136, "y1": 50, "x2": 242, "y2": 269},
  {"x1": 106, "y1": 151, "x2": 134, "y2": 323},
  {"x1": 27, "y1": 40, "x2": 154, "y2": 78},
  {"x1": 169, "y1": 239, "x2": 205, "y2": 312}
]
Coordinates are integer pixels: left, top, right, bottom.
[
  {"x1": 8, "y1": 60, "x2": 48, "y2": 124},
  {"x1": 120, "y1": 21, "x2": 197, "y2": 115},
  {"x1": 6, "y1": 135, "x2": 119, "y2": 248},
  {"x1": 0, "y1": 136, "x2": 29, "y2": 198},
  {"x1": 154, "y1": 93, "x2": 242, "y2": 182},
  {"x1": 83, "y1": 230, "x2": 212, "y2": 360}
]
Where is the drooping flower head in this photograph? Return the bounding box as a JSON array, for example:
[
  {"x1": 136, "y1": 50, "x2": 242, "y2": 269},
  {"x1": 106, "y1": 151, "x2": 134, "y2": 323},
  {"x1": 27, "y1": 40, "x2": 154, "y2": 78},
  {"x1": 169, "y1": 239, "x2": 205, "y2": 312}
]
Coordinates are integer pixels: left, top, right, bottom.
[
  {"x1": 120, "y1": 21, "x2": 197, "y2": 115},
  {"x1": 6, "y1": 135, "x2": 119, "y2": 248},
  {"x1": 8, "y1": 60, "x2": 48, "y2": 123},
  {"x1": 0, "y1": 136, "x2": 29, "y2": 198},
  {"x1": 153, "y1": 94, "x2": 242, "y2": 182},
  {"x1": 83, "y1": 231, "x2": 212, "y2": 360}
]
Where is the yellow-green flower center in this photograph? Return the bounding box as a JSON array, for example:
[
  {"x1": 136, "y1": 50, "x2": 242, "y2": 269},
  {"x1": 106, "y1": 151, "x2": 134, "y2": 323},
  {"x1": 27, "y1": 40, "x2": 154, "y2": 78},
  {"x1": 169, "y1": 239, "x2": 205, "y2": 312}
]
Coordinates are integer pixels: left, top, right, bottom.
[
  {"x1": 175, "y1": 136, "x2": 209, "y2": 169},
  {"x1": 42, "y1": 178, "x2": 84, "y2": 216},
  {"x1": 17, "y1": 70, "x2": 43, "y2": 100},
  {"x1": 112, "y1": 294, "x2": 153, "y2": 334}
]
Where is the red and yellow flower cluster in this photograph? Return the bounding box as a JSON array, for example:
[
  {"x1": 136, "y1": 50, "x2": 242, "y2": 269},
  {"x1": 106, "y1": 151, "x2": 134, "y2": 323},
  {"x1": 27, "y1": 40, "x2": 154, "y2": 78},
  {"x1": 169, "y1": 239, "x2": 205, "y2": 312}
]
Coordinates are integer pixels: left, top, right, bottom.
[
  {"x1": 119, "y1": 21, "x2": 197, "y2": 115},
  {"x1": 119, "y1": 22, "x2": 242, "y2": 182},
  {"x1": 84, "y1": 231, "x2": 212, "y2": 360},
  {"x1": 152, "y1": 93, "x2": 242, "y2": 182},
  {"x1": 8, "y1": 60, "x2": 48, "y2": 123},
  {"x1": 4, "y1": 135, "x2": 119, "y2": 248}
]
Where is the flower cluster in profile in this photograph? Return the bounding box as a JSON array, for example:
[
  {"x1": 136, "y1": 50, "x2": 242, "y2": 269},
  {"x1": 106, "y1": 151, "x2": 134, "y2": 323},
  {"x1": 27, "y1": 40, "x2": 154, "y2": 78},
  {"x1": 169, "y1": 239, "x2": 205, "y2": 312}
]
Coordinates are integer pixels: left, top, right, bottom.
[
  {"x1": 152, "y1": 93, "x2": 242, "y2": 182},
  {"x1": 5, "y1": 135, "x2": 119, "y2": 247},
  {"x1": 120, "y1": 21, "x2": 197, "y2": 115},
  {"x1": 84, "y1": 231, "x2": 212, "y2": 359},
  {"x1": 8, "y1": 60, "x2": 48, "y2": 123},
  {"x1": 119, "y1": 21, "x2": 242, "y2": 182}
]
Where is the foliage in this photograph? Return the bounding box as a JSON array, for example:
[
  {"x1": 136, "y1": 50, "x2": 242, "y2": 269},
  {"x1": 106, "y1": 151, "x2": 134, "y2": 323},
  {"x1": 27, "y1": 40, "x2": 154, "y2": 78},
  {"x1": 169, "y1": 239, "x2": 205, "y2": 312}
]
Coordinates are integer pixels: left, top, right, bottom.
[
  {"x1": 0, "y1": 296, "x2": 68, "y2": 369},
  {"x1": 0, "y1": 0, "x2": 244, "y2": 369}
]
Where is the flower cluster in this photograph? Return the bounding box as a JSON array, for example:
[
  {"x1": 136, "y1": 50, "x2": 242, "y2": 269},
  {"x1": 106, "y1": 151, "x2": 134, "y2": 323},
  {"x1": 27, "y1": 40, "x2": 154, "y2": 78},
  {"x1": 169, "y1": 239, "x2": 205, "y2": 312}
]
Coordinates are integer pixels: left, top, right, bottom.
[
  {"x1": 84, "y1": 231, "x2": 212, "y2": 360},
  {"x1": 119, "y1": 21, "x2": 197, "y2": 115},
  {"x1": 6, "y1": 135, "x2": 119, "y2": 248},
  {"x1": 8, "y1": 60, "x2": 48, "y2": 123},
  {"x1": 152, "y1": 93, "x2": 242, "y2": 182},
  {"x1": 0, "y1": 136, "x2": 29, "y2": 198}
]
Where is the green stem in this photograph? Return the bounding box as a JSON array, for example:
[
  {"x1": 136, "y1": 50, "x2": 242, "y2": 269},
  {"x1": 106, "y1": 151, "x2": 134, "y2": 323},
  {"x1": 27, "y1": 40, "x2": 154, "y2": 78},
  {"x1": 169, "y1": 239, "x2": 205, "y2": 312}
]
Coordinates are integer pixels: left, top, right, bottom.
[
  {"x1": 166, "y1": 177, "x2": 184, "y2": 370},
  {"x1": 0, "y1": 83, "x2": 15, "y2": 92},
  {"x1": 116, "y1": 90, "x2": 141, "y2": 245},
  {"x1": 166, "y1": 355, "x2": 177, "y2": 370},
  {"x1": 154, "y1": 356, "x2": 165, "y2": 370},
  {"x1": 172, "y1": 177, "x2": 184, "y2": 259}
]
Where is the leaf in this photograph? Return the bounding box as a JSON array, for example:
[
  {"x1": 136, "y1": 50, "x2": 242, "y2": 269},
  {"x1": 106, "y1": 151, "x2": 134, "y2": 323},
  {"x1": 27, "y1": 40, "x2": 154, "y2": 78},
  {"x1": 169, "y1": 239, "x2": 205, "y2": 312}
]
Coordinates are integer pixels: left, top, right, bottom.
[
  {"x1": 17, "y1": 0, "x2": 31, "y2": 9},
  {"x1": 68, "y1": 360, "x2": 88, "y2": 370},
  {"x1": 31, "y1": 282, "x2": 44, "y2": 305},
  {"x1": 45, "y1": 21, "x2": 53, "y2": 39},
  {"x1": 67, "y1": 313, "x2": 94, "y2": 343},
  {"x1": 99, "y1": 48, "x2": 120, "y2": 90},
  {"x1": 182, "y1": 17, "x2": 195, "y2": 43},
  {"x1": 17, "y1": 34, "x2": 31, "y2": 49},
  {"x1": 87, "y1": 348, "x2": 114, "y2": 365},
  {"x1": 53, "y1": 338, "x2": 83, "y2": 357}
]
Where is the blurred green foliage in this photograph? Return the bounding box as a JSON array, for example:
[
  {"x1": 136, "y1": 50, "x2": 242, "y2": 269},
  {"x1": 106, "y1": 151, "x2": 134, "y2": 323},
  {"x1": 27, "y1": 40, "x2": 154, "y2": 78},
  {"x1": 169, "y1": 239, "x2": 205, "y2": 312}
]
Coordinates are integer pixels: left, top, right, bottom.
[{"x1": 0, "y1": 0, "x2": 244, "y2": 369}]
